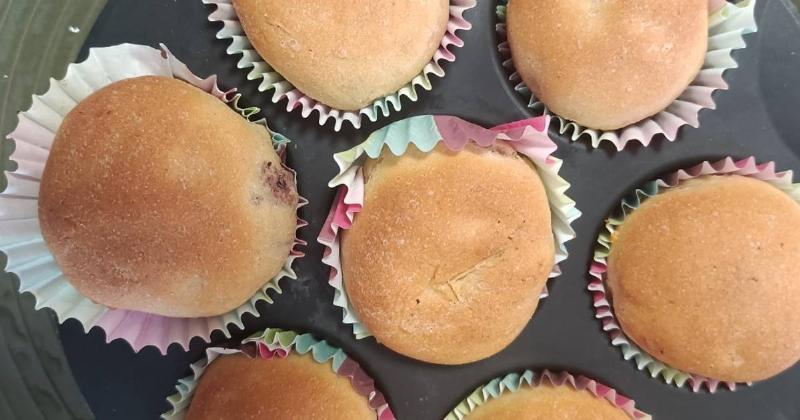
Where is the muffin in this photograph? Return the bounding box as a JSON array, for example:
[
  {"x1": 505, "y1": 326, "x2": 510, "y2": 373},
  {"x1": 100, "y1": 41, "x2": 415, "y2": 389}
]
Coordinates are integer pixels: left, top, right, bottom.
[
  {"x1": 607, "y1": 175, "x2": 800, "y2": 382},
  {"x1": 466, "y1": 383, "x2": 631, "y2": 420},
  {"x1": 230, "y1": 0, "x2": 450, "y2": 111},
  {"x1": 38, "y1": 75, "x2": 299, "y2": 318},
  {"x1": 186, "y1": 352, "x2": 374, "y2": 420},
  {"x1": 340, "y1": 142, "x2": 554, "y2": 364},
  {"x1": 506, "y1": 0, "x2": 707, "y2": 130}
]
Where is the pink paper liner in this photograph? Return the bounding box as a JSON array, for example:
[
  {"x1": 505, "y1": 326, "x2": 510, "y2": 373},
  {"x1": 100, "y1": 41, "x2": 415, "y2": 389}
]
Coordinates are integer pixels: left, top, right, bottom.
[
  {"x1": 589, "y1": 156, "x2": 796, "y2": 392},
  {"x1": 204, "y1": 0, "x2": 476, "y2": 131},
  {"x1": 2, "y1": 44, "x2": 307, "y2": 354}
]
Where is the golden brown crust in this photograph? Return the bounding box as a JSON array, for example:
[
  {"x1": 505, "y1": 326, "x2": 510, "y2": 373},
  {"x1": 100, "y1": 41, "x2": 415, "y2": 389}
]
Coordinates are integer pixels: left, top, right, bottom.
[
  {"x1": 607, "y1": 175, "x2": 800, "y2": 382},
  {"x1": 186, "y1": 353, "x2": 374, "y2": 420},
  {"x1": 38, "y1": 76, "x2": 298, "y2": 318},
  {"x1": 341, "y1": 143, "x2": 554, "y2": 364},
  {"x1": 466, "y1": 384, "x2": 631, "y2": 420},
  {"x1": 507, "y1": 0, "x2": 708, "y2": 130},
  {"x1": 231, "y1": 0, "x2": 449, "y2": 111}
]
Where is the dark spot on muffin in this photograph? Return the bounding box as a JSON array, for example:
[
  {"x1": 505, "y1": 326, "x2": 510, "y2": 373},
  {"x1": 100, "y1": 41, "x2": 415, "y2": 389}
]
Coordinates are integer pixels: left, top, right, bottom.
[
  {"x1": 415, "y1": 299, "x2": 420, "y2": 304},
  {"x1": 251, "y1": 193, "x2": 265, "y2": 205},
  {"x1": 489, "y1": 141, "x2": 516, "y2": 156},
  {"x1": 259, "y1": 160, "x2": 297, "y2": 206},
  {"x1": 749, "y1": 276, "x2": 759, "y2": 283}
]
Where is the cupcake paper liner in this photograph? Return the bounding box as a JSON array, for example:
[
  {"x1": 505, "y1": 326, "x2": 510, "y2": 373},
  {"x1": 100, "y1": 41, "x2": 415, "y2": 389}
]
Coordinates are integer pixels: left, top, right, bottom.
[
  {"x1": 445, "y1": 369, "x2": 651, "y2": 420},
  {"x1": 1, "y1": 43, "x2": 308, "y2": 354},
  {"x1": 496, "y1": 0, "x2": 758, "y2": 150},
  {"x1": 203, "y1": 0, "x2": 476, "y2": 131},
  {"x1": 317, "y1": 115, "x2": 580, "y2": 339},
  {"x1": 589, "y1": 157, "x2": 799, "y2": 392},
  {"x1": 162, "y1": 327, "x2": 395, "y2": 420}
]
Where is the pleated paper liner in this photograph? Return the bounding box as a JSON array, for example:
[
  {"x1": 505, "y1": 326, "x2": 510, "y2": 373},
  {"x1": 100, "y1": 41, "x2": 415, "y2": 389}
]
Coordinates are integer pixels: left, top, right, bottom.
[
  {"x1": 445, "y1": 369, "x2": 651, "y2": 420},
  {"x1": 1, "y1": 43, "x2": 308, "y2": 354},
  {"x1": 496, "y1": 0, "x2": 758, "y2": 150},
  {"x1": 317, "y1": 115, "x2": 580, "y2": 339},
  {"x1": 589, "y1": 157, "x2": 800, "y2": 392},
  {"x1": 162, "y1": 328, "x2": 395, "y2": 420},
  {"x1": 203, "y1": 0, "x2": 476, "y2": 131}
]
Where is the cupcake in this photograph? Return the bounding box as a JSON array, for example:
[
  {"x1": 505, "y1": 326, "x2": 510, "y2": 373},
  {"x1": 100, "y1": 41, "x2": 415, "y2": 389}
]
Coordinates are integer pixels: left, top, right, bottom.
[
  {"x1": 319, "y1": 116, "x2": 579, "y2": 365},
  {"x1": 591, "y1": 158, "x2": 800, "y2": 389},
  {"x1": 498, "y1": 0, "x2": 758, "y2": 148},
  {"x1": 205, "y1": 0, "x2": 475, "y2": 129},
  {"x1": 2, "y1": 44, "x2": 304, "y2": 352},
  {"x1": 163, "y1": 328, "x2": 394, "y2": 419},
  {"x1": 39, "y1": 75, "x2": 298, "y2": 318},
  {"x1": 232, "y1": 0, "x2": 448, "y2": 111},
  {"x1": 508, "y1": 0, "x2": 707, "y2": 131},
  {"x1": 446, "y1": 370, "x2": 650, "y2": 420},
  {"x1": 467, "y1": 385, "x2": 630, "y2": 420},
  {"x1": 342, "y1": 142, "x2": 553, "y2": 364},
  {"x1": 186, "y1": 354, "x2": 373, "y2": 419}
]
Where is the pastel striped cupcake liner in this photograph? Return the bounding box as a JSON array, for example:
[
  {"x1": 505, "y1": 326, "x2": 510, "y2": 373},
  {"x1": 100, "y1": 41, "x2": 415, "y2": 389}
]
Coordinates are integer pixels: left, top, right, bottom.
[
  {"x1": 589, "y1": 157, "x2": 800, "y2": 391},
  {"x1": 1, "y1": 43, "x2": 307, "y2": 353},
  {"x1": 162, "y1": 328, "x2": 395, "y2": 420},
  {"x1": 445, "y1": 369, "x2": 651, "y2": 420},
  {"x1": 204, "y1": 0, "x2": 476, "y2": 131},
  {"x1": 318, "y1": 115, "x2": 580, "y2": 339},
  {"x1": 496, "y1": 0, "x2": 758, "y2": 150}
]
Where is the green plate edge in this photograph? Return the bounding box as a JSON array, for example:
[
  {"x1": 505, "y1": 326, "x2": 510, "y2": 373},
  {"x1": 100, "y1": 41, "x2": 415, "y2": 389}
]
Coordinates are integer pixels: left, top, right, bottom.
[{"x1": 0, "y1": 1, "x2": 105, "y2": 419}]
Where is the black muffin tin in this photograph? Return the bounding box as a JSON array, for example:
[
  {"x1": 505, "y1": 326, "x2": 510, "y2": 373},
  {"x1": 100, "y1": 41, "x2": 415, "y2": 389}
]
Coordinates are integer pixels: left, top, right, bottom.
[{"x1": 8, "y1": 1, "x2": 800, "y2": 419}]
